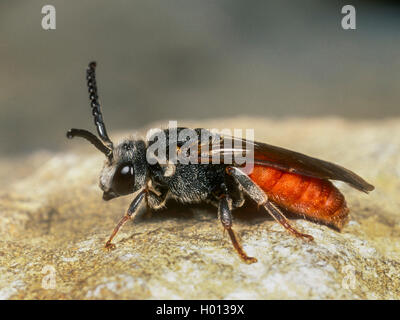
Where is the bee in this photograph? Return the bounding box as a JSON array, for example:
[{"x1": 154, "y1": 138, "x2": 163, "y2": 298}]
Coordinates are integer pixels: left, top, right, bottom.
[{"x1": 67, "y1": 62, "x2": 374, "y2": 264}]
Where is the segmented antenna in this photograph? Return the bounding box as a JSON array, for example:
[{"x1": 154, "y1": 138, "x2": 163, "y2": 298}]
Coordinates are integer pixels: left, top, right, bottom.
[
  {"x1": 87, "y1": 61, "x2": 113, "y2": 149},
  {"x1": 66, "y1": 61, "x2": 114, "y2": 161}
]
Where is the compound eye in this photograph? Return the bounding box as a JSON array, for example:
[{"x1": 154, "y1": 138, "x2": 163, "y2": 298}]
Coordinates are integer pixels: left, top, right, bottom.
[{"x1": 111, "y1": 164, "x2": 135, "y2": 195}]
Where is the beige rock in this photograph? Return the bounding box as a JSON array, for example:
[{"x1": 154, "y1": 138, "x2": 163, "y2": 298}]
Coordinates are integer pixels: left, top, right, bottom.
[{"x1": 0, "y1": 117, "x2": 399, "y2": 299}]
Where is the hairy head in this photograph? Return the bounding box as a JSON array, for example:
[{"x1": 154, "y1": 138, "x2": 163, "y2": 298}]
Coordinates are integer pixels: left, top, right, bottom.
[{"x1": 99, "y1": 139, "x2": 148, "y2": 200}]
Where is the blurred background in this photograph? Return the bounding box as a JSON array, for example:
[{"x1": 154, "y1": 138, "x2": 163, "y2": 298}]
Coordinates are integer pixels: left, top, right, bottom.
[{"x1": 0, "y1": 0, "x2": 399, "y2": 156}]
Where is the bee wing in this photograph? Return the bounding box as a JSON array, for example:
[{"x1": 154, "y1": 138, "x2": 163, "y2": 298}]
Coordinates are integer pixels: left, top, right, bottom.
[{"x1": 197, "y1": 135, "x2": 374, "y2": 193}]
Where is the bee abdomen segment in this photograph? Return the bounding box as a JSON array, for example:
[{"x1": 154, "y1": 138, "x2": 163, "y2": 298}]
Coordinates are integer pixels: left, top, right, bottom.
[{"x1": 249, "y1": 165, "x2": 349, "y2": 230}]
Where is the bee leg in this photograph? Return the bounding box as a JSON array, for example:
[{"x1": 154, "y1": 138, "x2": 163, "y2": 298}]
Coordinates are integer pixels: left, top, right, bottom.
[
  {"x1": 104, "y1": 190, "x2": 146, "y2": 250},
  {"x1": 227, "y1": 166, "x2": 313, "y2": 241},
  {"x1": 146, "y1": 187, "x2": 168, "y2": 210},
  {"x1": 219, "y1": 195, "x2": 258, "y2": 264},
  {"x1": 143, "y1": 187, "x2": 168, "y2": 219},
  {"x1": 264, "y1": 201, "x2": 314, "y2": 241},
  {"x1": 144, "y1": 192, "x2": 152, "y2": 220}
]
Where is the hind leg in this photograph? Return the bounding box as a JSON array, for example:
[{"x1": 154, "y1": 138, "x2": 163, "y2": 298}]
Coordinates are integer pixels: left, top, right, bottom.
[
  {"x1": 264, "y1": 201, "x2": 313, "y2": 241},
  {"x1": 226, "y1": 166, "x2": 314, "y2": 241}
]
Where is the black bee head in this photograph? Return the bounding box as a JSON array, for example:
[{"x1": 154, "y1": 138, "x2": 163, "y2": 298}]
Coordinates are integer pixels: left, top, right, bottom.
[{"x1": 99, "y1": 139, "x2": 148, "y2": 201}]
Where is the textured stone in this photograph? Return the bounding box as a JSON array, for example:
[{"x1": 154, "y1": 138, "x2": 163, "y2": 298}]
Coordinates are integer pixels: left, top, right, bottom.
[{"x1": 0, "y1": 117, "x2": 399, "y2": 299}]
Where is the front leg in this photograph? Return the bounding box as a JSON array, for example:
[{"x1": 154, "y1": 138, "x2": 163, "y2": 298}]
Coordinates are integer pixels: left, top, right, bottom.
[
  {"x1": 144, "y1": 186, "x2": 169, "y2": 219},
  {"x1": 146, "y1": 185, "x2": 169, "y2": 210},
  {"x1": 105, "y1": 186, "x2": 169, "y2": 249},
  {"x1": 104, "y1": 190, "x2": 146, "y2": 250}
]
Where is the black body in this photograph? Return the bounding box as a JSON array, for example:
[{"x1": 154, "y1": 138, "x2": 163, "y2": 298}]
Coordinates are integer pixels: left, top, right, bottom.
[{"x1": 99, "y1": 127, "x2": 244, "y2": 210}]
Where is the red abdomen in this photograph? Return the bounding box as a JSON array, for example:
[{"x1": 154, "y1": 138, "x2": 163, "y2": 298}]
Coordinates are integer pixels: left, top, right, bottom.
[{"x1": 249, "y1": 165, "x2": 349, "y2": 229}]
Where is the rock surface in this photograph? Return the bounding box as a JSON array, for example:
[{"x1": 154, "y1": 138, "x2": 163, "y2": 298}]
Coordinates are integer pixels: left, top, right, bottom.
[{"x1": 0, "y1": 117, "x2": 399, "y2": 299}]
